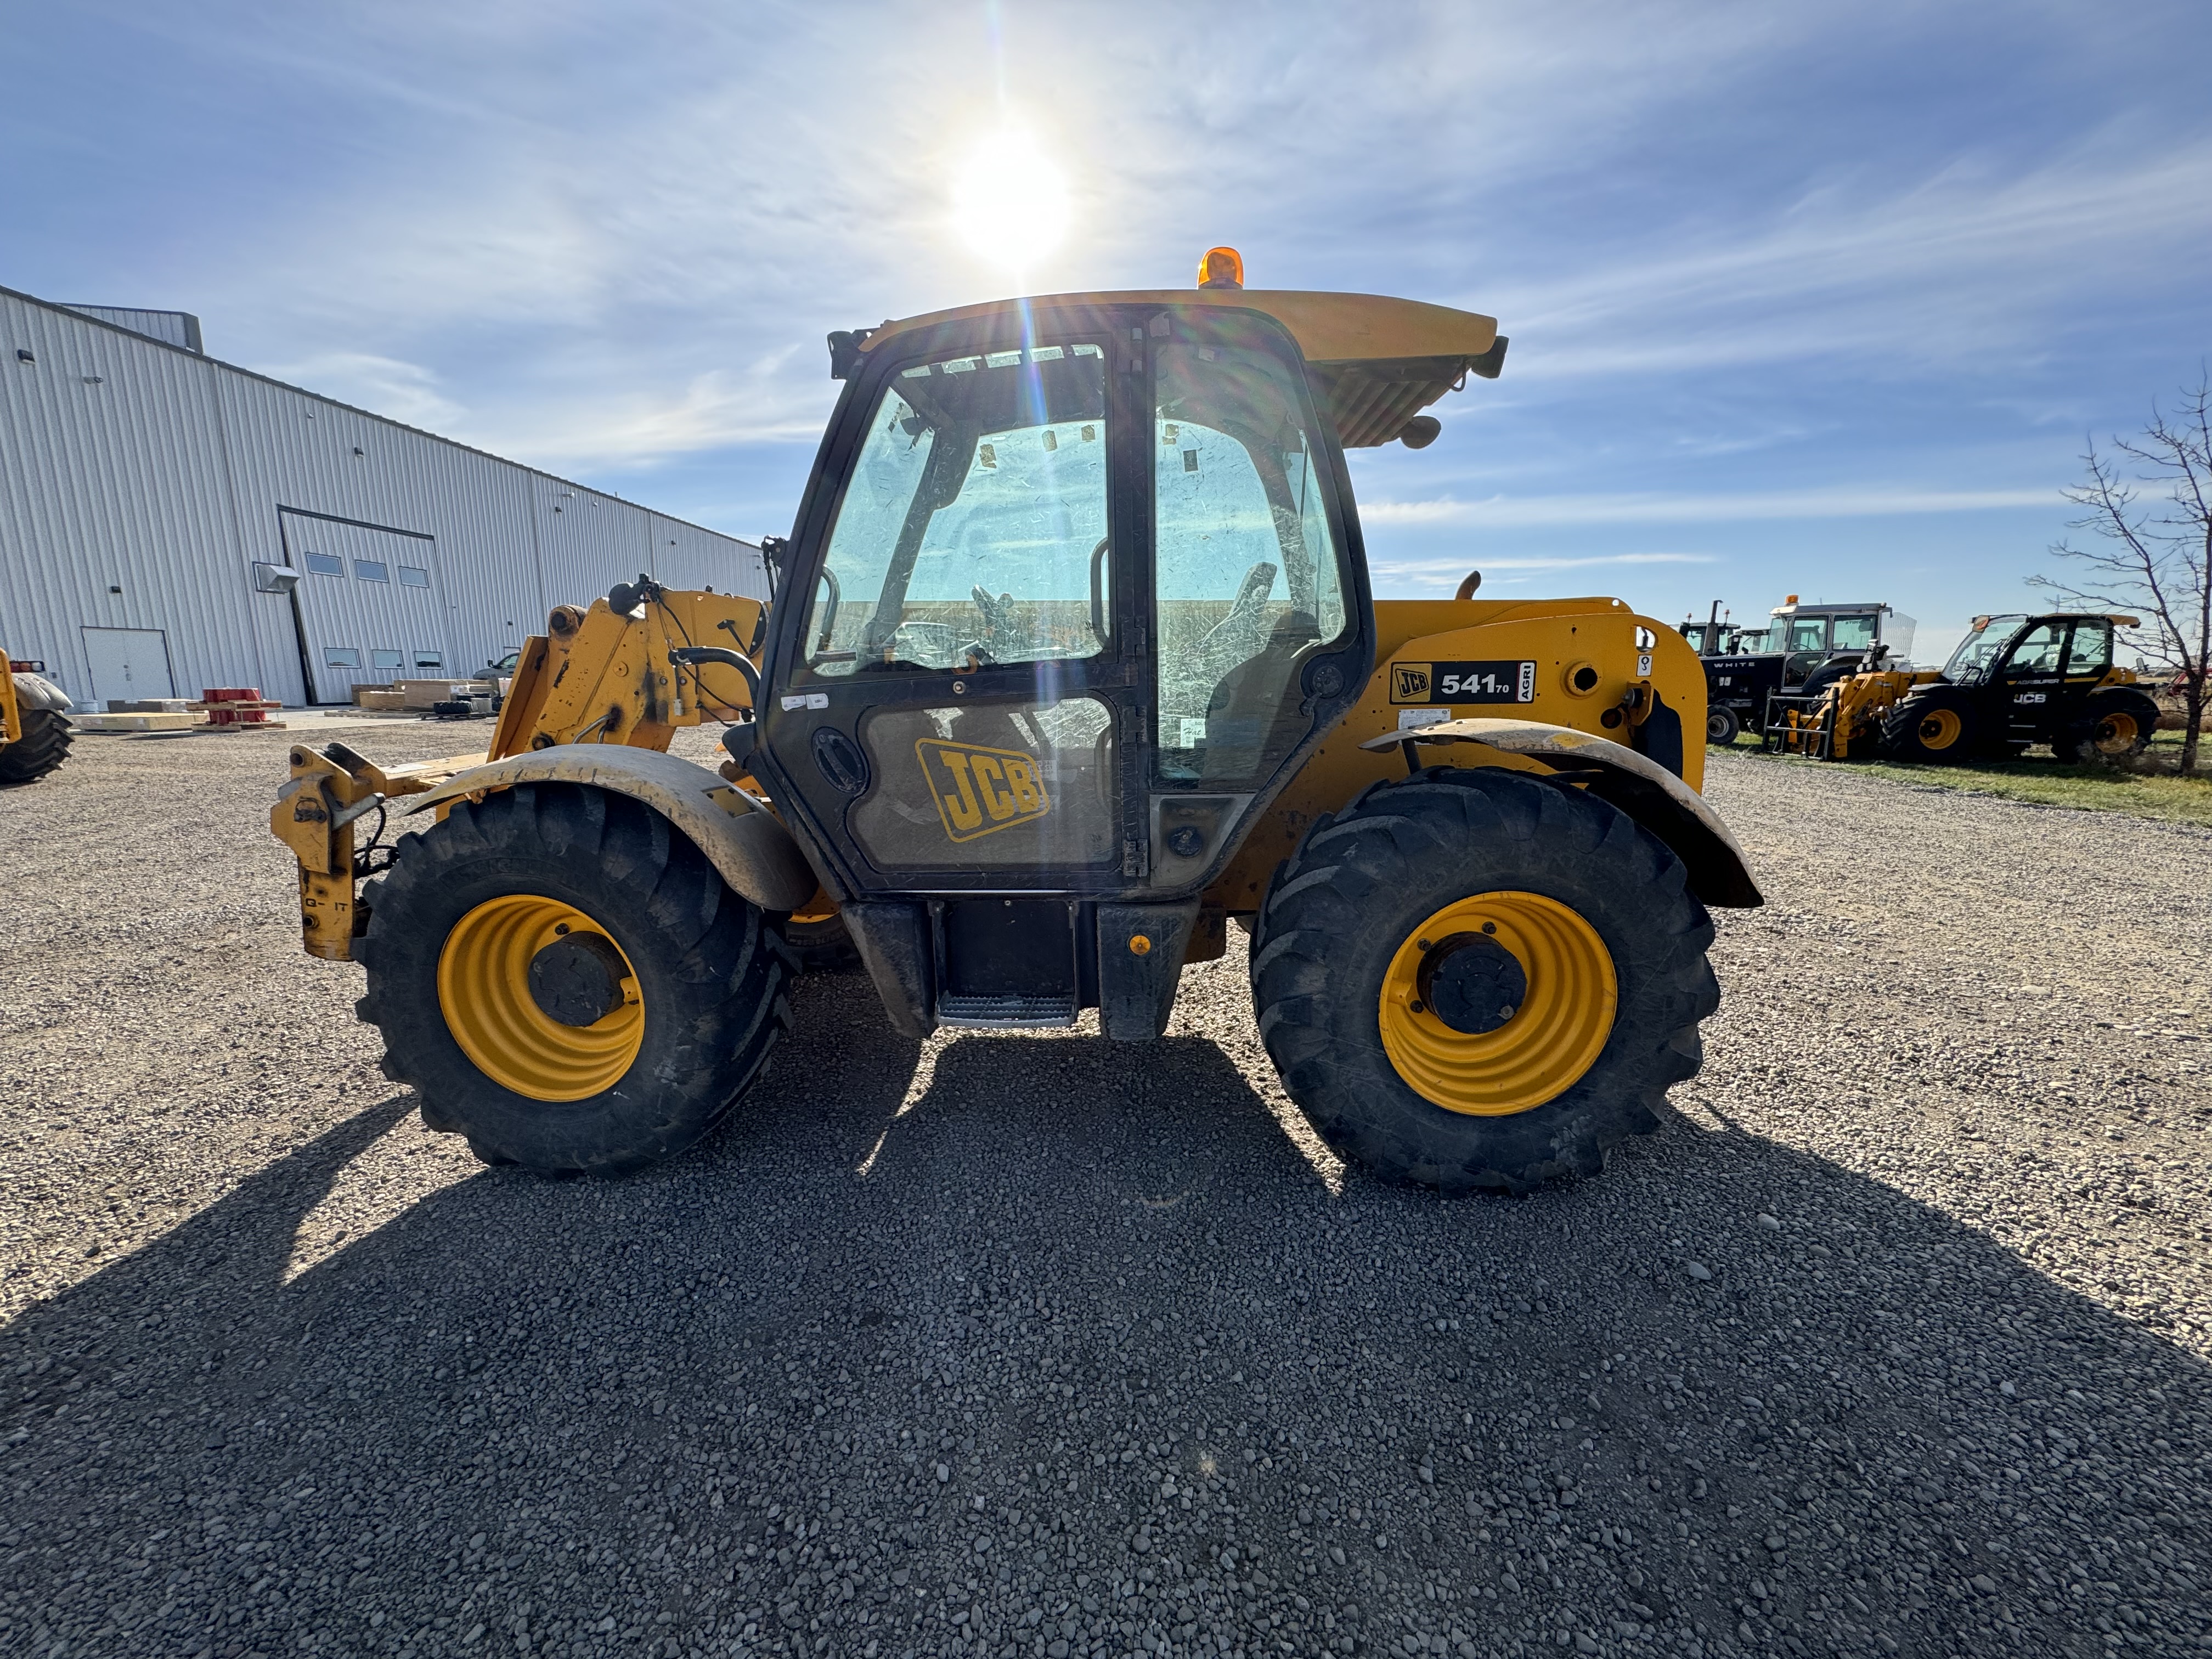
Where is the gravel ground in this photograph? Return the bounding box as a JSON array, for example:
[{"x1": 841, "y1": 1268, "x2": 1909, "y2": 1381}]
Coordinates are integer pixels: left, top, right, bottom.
[{"x1": 2, "y1": 729, "x2": 2209, "y2": 1659}]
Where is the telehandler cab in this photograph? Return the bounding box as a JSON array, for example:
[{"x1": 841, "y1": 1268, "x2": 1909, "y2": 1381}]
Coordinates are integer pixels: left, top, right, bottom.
[{"x1": 273, "y1": 253, "x2": 1762, "y2": 1193}]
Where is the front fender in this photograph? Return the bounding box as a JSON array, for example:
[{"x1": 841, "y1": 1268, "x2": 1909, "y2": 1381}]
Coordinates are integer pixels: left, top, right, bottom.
[
  {"x1": 1360, "y1": 717, "x2": 1763, "y2": 907},
  {"x1": 402, "y1": 744, "x2": 821, "y2": 912}
]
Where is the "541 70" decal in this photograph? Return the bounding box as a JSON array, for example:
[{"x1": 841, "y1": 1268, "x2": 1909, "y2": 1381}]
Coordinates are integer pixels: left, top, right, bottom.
[{"x1": 1390, "y1": 659, "x2": 1538, "y2": 704}]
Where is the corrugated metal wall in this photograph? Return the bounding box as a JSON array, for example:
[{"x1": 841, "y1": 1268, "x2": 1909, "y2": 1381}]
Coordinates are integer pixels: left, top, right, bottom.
[
  {"x1": 0, "y1": 286, "x2": 766, "y2": 706},
  {"x1": 59, "y1": 306, "x2": 204, "y2": 353}
]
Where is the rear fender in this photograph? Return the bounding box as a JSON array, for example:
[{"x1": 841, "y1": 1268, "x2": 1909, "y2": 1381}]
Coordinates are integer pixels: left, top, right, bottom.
[
  {"x1": 402, "y1": 744, "x2": 820, "y2": 912},
  {"x1": 4, "y1": 670, "x2": 71, "y2": 745},
  {"x1": 1359, "y1": 717, "x2": 1763, "y2": 908},
  {"x1": 10, "y1": 672, "x2": 72, "y2": 714}
]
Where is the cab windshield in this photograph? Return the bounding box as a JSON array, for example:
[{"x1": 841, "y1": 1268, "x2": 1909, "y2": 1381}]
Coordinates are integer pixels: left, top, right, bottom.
[{"x1": 1944, "y1": 615, "x2": 2027, "y2": 684}]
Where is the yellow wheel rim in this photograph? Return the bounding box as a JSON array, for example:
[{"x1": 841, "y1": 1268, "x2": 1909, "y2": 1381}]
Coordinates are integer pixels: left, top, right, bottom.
[
  {"x1": 2093, "y1": 710, "x2": 2138, "y2": 754},
  {"x1": 1377, "y1": 891, "x2": 1617, "y2": 1116},
  {"x1": 1917, "y1": 706, "x2": 1963, "y2": 750},
  {"x1": 789, "y1": 888, "x2": 839, "y2": 925},
  {"x1": 437, "y1": 894, "x2": 644, "y2": 1102}
]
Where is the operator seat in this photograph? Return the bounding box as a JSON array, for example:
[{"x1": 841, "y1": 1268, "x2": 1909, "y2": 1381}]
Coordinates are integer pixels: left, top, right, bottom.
[{"x1": 1196, "y1": 609, "x2": 1321, "y2": 781}]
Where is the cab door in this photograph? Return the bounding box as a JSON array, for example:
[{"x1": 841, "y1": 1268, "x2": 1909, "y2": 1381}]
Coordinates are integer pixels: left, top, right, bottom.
[
  {"x1": 760, "y1": 321, "x2": 1137, "y2": 891},
  {"x1": 1994, "y1": 619, "x2": 2067, "y2": 742},
  {"x1": 752, "y1": 302, "x2": 1370, "y2": 1028},
  {"x1": 2056, "y1": 618, "x2": 2115, "y2": 724}
]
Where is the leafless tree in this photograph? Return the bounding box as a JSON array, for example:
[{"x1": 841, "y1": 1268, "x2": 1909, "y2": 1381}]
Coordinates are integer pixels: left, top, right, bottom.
[{"x1": 2036, "y1": 376, "x2": 2212, "y2": 774}]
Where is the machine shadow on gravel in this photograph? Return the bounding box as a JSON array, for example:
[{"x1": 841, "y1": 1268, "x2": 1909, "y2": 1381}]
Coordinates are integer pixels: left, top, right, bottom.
[{"x1": 3, "y1": 989, "x2": 2206, "y2": 1659}]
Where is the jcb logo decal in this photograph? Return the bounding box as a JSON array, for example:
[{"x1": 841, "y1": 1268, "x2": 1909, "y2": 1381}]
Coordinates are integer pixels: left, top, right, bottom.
[
  {"x1": 916, "y1": 740, "x2": 1051, "y2": 842},
  {"x1": 1392, "y1": 664, "x2": 1431, "y2": 702}
]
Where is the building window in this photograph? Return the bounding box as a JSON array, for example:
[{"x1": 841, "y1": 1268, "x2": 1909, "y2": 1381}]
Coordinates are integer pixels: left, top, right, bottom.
[
  {"x1": 324, "y1": 647, "x2": 362, "y2": 668},
  {"x1": 305, "y1": 551, "x2": 343, "y2": 577},
  {"x1": 357, "y1": 560, "x2": 390, "y2": 583},
  {"x1": 414, "y1": 652, "x2": 443, "y2": 668},
  {"x1": 398, "y1": 565, "x2": 431, "y2": 589},
  {"x1": 371, "y1": 648, "x2": 405, "y2": 670}
]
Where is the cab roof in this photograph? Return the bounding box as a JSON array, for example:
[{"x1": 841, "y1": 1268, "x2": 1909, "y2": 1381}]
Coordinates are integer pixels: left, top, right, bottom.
[{"x1": 861, "y1": 288, "x2": 1504, "y2": 448}]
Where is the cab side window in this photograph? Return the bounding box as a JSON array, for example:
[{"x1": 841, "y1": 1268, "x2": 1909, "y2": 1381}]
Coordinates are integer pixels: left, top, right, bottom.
[
  {"x1": 1153, "y1": 342, "x2": 1348, "y2": 783},
  {"x1": 2062, "y1": 619, "x2": 2112, "y2": 678}
]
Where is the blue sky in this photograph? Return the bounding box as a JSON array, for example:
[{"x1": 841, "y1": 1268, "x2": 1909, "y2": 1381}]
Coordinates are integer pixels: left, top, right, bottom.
[{"x1": 9, "y1": 1, "x2": 2211, "y2": 662}]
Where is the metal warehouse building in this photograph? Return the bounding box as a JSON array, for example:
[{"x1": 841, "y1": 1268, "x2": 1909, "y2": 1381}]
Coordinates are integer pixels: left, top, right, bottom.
[{"x1": 1, "y1": 284, "x2": 766, "y2": 708}]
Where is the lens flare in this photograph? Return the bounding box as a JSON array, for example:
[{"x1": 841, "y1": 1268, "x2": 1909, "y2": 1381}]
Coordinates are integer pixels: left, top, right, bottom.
[{"x1": 952, "y1": 131, "x2": 1070, "y2": 277}]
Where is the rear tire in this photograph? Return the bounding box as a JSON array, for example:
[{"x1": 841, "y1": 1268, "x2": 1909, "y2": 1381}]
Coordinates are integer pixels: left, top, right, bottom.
[
  {"x1": 355, "y1": 782, "x2": 794, "y2": 1173},
  {"x1": 0, "y1": 708, "x2": 72, "y2": 786},
  {"x1": 1880, "y1": 688, "x2": 1978, "y2": 761},
  {"x1": 1249, "y1": 767, "x2": 1718, "y2": 1194},
  {"x1": 1706, "y1": 704, "x2": 1741, "y2": 746},
  {"x1": 2059, "y1": 691, "x2": 2158, "y2": 764}
]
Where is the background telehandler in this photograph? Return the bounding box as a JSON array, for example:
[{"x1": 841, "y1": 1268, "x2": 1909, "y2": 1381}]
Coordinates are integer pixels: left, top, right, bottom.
[
  {"x1": 0, "y1": 655, "x2": 72, "y2": 785},
  {"x1": 1764, "y1": 610, "x2": 2159, "y2": 764},
  {"x1": 272, "y1": 252, "x2": 1762, "y2": 1194}
]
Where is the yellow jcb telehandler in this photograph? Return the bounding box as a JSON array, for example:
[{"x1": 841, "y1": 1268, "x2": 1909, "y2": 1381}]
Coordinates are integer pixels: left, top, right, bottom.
[
  {"x1": 0, "y1": 655, "x2": 73, "y2": 786},
  {"x1": 272, "y1": 252, "x2": 1762, "y2": 1193}
]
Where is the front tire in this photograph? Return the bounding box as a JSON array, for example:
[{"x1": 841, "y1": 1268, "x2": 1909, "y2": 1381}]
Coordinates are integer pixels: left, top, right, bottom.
[
  {"x1": 0, "y1": 708, "x2": 72, "y2": 786},
  {"x1": 355, "y1": 782, "x2": 794, "y2": 1172},
  {"x1": 1880, "y1": 688, "x2": 1977, "y2": 761},
  {"x1": 1250, "y1": 768, "x2": 1719, "y2": 1194},
  {"x1": 1706, "y1": 704, "x2": 1741, "y2": 746}
]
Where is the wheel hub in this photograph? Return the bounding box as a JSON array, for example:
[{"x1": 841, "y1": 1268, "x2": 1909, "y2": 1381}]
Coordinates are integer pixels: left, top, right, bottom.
[
  {"x1": 1376, "y1": 890, "x2": 1618, "y2": 1117},
  {"x1": 1414, "y1": 933, "x2": 1528, "y2": 1034},
  {"x1": 528, "y1": 930, "x2": 633, "y2": 1027}
]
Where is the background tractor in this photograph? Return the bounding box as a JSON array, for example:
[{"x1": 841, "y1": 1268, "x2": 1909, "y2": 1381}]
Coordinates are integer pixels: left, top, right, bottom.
[
  {"x1": 272, "y1": 258, "x2": 1763, "y2": 1194},
  {"x1": 0, "y1": 655, "x2": 73, "y2": 786},
  {"x1": 1683, "y1": 597, "x2": 1913, "y2": 745}
]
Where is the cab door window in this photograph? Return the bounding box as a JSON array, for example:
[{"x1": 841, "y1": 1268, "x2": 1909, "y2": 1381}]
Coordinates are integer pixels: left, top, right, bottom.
[
  {"x1": 1153, "y1": 342, "x2": 1348, "y2": 783},
  {"x1": 2000, "y1": 622, "x2": 2066, "y2": 678},
  {"x1": 803, "y1": 344, "x2": 1110, "y2": 678},
  {"x1": 2062, "y1": 619, "x2": 2113, "y2": 679},
  {"x1": 1785, "y1": 618, "x2": 1829, "y2": 652}
]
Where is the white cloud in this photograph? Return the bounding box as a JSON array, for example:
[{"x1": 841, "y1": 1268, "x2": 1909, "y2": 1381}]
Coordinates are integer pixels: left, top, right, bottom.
[
  {"x1": 1486, "y1": 140, "x2": 2212, "y2": 379},
  {"x1": 263, "y1": 352, "x2": 464, "y2": 431},
  {"x1": 1370, "y1": 552, "x2": 1717, "y2": 573},
  {"x1": 27, "y1": 0, "x2": 2210, "y2": 533},
  {"x1": 1363, "y1": 486, "x2": 2056, "y2": 528}
]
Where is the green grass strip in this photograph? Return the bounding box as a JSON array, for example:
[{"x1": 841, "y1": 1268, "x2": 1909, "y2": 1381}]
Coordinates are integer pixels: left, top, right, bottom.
[{"x1": 1714, "y1": 735, "x2": 2212, "y2": 827}]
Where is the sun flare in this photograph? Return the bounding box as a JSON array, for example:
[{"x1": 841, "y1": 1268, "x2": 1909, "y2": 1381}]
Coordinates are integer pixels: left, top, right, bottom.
[{"x1": 952, "y1": 130, "x2": 1070, "y2": 278}]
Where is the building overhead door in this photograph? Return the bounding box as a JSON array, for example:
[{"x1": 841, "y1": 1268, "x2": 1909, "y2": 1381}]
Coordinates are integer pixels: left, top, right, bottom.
[
  {"x1": 281, "y1": 511, "x2": 450, "y2": 703},
  {"x1": 80, "y1": 627, "x2": 177, "y2": 706}
]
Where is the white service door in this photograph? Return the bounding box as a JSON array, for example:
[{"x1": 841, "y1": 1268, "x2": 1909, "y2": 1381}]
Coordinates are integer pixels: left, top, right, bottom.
[
  {"x1": 282, "y1": 512, "x2": 450, "y2": 702},
  {"x1": 81, "y1": 627, "x2": 177, "y2": 707}
]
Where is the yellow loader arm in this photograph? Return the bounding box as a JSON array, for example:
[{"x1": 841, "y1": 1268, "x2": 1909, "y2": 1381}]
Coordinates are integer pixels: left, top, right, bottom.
[{"x1": 272, "y1": 580, "x2": 768, "y2": 960}]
